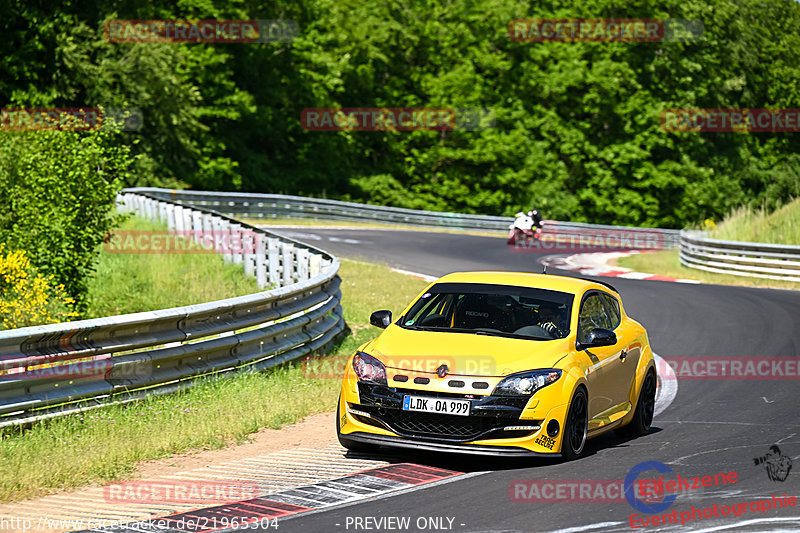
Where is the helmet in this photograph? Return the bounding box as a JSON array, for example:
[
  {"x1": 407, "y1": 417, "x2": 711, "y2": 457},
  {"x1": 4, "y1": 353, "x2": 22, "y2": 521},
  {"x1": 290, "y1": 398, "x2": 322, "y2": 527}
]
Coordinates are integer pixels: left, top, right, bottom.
[{"x1": 538, "y1": 301, "x2": 562, "y2": 322}]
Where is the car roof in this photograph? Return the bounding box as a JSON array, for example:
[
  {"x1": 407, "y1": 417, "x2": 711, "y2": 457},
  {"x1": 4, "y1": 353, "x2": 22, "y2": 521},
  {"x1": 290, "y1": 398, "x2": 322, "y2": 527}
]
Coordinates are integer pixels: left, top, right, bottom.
[{"x1": 433, "y1": 271, "x2": 618, "y2": 295}]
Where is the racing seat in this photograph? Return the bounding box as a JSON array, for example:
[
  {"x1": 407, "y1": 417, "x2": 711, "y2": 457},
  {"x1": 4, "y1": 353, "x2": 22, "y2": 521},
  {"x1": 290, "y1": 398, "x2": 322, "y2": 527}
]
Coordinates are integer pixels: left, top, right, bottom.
[{"x1": 454, "y1": 294, "x2": 513, "y2": 332}]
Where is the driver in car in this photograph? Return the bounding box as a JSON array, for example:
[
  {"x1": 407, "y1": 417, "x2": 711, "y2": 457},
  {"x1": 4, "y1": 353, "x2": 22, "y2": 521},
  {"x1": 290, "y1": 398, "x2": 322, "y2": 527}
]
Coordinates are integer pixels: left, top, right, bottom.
[{"x1": 536, "y1": 302, "x2": 564, "y2": 337}]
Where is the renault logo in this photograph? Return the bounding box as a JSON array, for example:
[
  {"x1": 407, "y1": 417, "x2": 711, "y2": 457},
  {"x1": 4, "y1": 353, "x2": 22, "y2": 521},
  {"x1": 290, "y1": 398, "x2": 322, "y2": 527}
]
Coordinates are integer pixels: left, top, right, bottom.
[{"x1": 436, "y1": 364, "x2": 449, "y2": 378}]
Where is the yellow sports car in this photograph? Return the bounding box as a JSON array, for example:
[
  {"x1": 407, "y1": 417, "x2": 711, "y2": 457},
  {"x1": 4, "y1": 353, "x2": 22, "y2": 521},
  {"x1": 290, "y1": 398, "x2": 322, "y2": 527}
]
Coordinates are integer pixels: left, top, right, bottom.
[{"x1": 337, "y1": 271, "x2": 657, "y2": 459}]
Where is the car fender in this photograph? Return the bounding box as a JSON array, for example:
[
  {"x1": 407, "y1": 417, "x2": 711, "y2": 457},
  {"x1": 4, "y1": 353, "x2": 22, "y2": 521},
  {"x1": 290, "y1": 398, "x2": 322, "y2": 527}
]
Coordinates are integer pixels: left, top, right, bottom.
[{"x1": 620, "y1": 336, "x2": 656, "y2": 425}]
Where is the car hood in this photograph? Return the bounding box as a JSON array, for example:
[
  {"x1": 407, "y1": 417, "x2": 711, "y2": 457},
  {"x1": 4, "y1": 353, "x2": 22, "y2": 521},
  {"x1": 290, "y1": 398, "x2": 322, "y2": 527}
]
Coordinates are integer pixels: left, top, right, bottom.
[{"x1": 362, "y1": 325, "x2": 570, "y2": 377}]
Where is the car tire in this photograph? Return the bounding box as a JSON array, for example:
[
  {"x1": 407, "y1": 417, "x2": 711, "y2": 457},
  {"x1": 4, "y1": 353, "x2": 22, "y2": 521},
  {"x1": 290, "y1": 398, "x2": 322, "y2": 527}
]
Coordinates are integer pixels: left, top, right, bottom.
[
  {"x1": 336, "y1": 398, "x2": 376, "y2": 453},
  {"x1": 616, "y1": 369, "x2": 656, "y2": 438},
  {"x1": 561, "y1": 387, "x2": 588, "y2": 461}
]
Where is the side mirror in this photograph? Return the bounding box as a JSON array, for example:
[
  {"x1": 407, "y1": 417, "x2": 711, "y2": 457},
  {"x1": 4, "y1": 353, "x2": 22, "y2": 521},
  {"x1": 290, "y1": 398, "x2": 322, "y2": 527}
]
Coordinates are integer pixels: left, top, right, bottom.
[
  {"x1": 370, "y1": 310, "x2": 392, "y2": 329},
  {"x1": 577, "y1": 328, "x2": 617, "y2": 350}
]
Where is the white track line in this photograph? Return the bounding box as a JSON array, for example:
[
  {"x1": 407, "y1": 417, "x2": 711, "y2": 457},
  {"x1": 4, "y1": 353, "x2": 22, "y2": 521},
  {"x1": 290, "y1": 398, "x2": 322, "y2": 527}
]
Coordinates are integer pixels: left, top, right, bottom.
[
  {"x1": 654, "y1": 353, "x2": 678, "y2": 417},
  {"x1": 389, "y1": 268, "x2": 437, "y2": 282},
  {"x1": 546, "y1": 522, "x2": 625, "y2": 533}
]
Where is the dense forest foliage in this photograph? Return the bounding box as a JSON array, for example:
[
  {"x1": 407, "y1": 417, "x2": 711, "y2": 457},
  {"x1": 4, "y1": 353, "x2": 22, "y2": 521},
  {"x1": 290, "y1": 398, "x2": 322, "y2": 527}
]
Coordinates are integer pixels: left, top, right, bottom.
[{"x1": 2, "y1": 0, "x2": 800, "y2": 229}]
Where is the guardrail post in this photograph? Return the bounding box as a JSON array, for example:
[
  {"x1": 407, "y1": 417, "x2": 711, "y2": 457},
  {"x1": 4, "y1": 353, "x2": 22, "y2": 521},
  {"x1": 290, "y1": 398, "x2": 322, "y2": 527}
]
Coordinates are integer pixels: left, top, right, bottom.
[
  {"x1": 142, "y1": 197, "x2": 152, "y2": 221},
  {"x1": 149, "y1": 198, "x2": 158, "y2": 222},
  {"x1": 282, "y1": 243, "x2": 295, "y2": 286},
  {"x1": 191, "y1": 211, "x2": 203, "y2": 245},
  {"x1": 268, "y1": 238, "x2": 280, "y2": 286},
  {"x1": 201, "y1": 213, "x2": 213, "y2": 250},
  {"x1": 166, "y1": 203, "x2": 176, "y2": 231},
  {"x1": 230, "y1": 224, "x2": 244, "y2": 265},
  {"x1": 243, "y1": 230, "x2": 255, "y2": 278},
  {"x1": 174, "y1": 205, "x2": 185, "y2": 232},
  {"x1": 255, "y1": 235, "x2": 267, "y2": 287},
  {"x1": 211, "y1": 216, "x2": 224, "y2": 261},
  {"x1": 221, "y1": 219, "x2": 233, "y2": 263},
  {"x1": 309, "y1": 254, "x2": 321, "y2": 277},
  {"x1": 297, "y1": 248, "x2": 309, "y2": 281},
  {"x1": 182, "y1": 207, "x2": 192, "y2": 235}
]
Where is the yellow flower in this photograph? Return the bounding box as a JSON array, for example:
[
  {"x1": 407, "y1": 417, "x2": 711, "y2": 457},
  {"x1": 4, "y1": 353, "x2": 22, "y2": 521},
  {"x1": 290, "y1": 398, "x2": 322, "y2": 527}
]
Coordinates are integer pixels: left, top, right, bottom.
[{"x1": 0, "y1": 245, "x2": 76, "y2": 328}]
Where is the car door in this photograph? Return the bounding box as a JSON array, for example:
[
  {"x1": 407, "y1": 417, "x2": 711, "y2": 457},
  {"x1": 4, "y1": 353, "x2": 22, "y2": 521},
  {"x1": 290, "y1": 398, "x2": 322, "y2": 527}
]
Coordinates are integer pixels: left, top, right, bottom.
[
  {"x1": 577, "y1": 292, "x2": 623, "y2": 418},
  {"x1": 599, "y1": 292, "x2": 640, "y2": 405}
]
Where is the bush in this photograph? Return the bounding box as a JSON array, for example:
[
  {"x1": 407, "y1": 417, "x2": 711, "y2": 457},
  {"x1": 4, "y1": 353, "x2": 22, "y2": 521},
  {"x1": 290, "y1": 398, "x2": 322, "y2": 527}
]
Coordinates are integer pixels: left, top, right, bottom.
[
  {"x1": 0, "y1": 123, "x2": 134, "y2": 313},
  {"x1": 0, "y1": 244, "x2": 77, "y2": 329}
]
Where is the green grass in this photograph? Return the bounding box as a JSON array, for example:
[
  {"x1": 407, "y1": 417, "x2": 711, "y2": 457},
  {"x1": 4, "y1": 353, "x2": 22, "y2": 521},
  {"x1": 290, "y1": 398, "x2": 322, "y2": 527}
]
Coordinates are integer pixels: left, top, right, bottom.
[
  {"x1": 615, "y1": 249, "x2": 800, "y2": 291},
  {"x1": 616, "y1": 199, "x2": 800, "y2": 291},
  {"x1": 85, "y1": 216, "x2": 260, "y2": 318},
  {"x1": 0, "y1": 258, "x2": 428, "y2": 503},
  {"x1": 709, "y1": 197, "x2": 800, "y2": 245}
]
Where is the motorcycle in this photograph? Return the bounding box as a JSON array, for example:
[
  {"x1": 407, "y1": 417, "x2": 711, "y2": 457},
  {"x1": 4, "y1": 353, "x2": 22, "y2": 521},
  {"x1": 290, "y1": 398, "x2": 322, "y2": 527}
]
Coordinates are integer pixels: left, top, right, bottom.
[{"x1": 508, "y1": 211, "x2": 542, "y2": 246}]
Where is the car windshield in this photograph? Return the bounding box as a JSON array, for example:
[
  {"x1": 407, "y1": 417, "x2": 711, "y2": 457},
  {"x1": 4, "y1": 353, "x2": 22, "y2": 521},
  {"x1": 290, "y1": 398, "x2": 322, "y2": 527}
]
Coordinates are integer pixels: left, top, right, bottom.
[{"x1": 399, "y1": 282, "x2": 573, "y2": 340}]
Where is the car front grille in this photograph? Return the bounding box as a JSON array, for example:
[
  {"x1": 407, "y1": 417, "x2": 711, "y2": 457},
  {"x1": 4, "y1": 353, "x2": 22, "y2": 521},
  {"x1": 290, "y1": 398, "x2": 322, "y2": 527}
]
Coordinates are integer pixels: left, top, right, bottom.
[
  {"x1": 354, "y1": 382, "x2": 536, "y2": 442},
  {"x1": 382, "y1": 410, "x2": 490, "y2": 440},
  {"x1": 361, "y1": 407, "x2": 534, "y2": 442}
]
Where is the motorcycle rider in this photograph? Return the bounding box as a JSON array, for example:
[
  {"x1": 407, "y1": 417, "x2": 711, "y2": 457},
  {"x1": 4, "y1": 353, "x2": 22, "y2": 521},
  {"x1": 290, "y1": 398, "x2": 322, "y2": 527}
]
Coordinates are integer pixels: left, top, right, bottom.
[
  {"x1": 508, "y1": 208, "x2": 543, "y2": 246},
  {"x1": 529, "y1": 209, "x2": 543, "y2": 229}
]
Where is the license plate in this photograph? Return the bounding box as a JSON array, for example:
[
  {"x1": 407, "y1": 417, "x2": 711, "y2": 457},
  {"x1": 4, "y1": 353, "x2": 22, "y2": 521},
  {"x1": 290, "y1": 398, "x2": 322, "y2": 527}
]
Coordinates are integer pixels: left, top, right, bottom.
[{"x1": 402, "y1": 395, "x2": 470, "y2": 416}]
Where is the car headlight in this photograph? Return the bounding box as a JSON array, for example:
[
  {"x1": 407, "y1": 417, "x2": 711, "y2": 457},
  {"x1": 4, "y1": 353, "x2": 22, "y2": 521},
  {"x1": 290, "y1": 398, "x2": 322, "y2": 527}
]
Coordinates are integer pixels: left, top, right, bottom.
[
  {"x1": 352, "y1": 351, "x2": 387, "y2": 384},
  {"x1": 493, "y1": 369, "x2": 562, "y2": 396}
]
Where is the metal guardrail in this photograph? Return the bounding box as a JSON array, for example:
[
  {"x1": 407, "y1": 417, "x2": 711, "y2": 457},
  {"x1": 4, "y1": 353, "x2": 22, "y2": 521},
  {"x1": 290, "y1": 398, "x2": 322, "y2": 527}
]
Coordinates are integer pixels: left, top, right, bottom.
[
  {"x1": 679, "y1": 230, "x2": 800, "y2": 282},
  {"x1": 126, "y1": 187, "x2": 681, "y2": 248},
  {"x1": 0, "y1": 191, "x2": 344, "y2": 427},
  {"x1": 0, "y1": 186, "x2": 685, "y2": 428}
]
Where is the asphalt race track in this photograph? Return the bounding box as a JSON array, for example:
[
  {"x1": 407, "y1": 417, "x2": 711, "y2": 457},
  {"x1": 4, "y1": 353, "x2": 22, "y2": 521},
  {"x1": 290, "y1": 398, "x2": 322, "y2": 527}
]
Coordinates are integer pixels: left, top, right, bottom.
[{"x1": 268, "y1": 228, "x2": 800, "y2": 533}]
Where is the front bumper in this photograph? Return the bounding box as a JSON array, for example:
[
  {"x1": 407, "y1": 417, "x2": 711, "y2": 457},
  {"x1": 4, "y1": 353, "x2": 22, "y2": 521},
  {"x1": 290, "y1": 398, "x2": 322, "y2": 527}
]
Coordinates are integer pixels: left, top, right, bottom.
[
  {"x1": 343, "y1": 431, "x2": 559, "y2": 457},
  {"x1": 355, "y1": 382, "x2": 536, "y2": 441}
]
